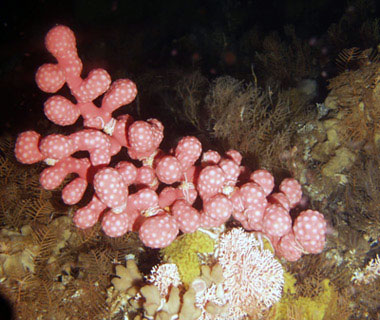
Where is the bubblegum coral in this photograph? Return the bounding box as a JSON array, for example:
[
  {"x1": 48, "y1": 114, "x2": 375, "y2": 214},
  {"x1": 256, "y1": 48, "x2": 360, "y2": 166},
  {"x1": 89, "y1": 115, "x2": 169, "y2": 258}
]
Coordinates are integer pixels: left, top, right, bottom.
[
  {"x1": 35, "y1": 25, "x2": 137, "y2": 131},
  {"x1": 14, "y1": 25, "x2": 328, "y2": 261},
  {"x1": 15, "y1": 129, "x2": 113, "y2": 166}
]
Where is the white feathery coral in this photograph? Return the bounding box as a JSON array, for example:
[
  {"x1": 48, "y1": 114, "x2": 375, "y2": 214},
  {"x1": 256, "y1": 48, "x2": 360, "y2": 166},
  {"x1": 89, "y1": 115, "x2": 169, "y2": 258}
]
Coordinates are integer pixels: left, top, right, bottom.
[
  {"x1": 352, "y1": 254, "x2": 380, "y2": 284},
  {"x1": 216, "y1": 228, "x2": 284, "y2": 317},
  {"x1": 147, "y1": 263, "x2": 182, "y2": 297},
  {"x1": 148, "y1": 229, "x2": 284, "y2": 320}
]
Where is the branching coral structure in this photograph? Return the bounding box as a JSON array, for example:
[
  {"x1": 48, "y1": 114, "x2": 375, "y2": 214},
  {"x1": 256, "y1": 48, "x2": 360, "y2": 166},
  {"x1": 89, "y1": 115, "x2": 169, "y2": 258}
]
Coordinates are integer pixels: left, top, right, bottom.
[
  {"x1": 109, "y1": 228, "x2": 284, "y2": 320},
  {"x1": 215, "y1": 228, "x2": 284, "y2": 318}
]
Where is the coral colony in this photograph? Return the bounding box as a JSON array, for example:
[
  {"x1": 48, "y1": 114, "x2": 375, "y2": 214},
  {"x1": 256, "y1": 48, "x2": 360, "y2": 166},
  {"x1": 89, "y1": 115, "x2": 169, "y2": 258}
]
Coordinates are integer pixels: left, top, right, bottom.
[
  {"x1": 14, "y1": 25, "x2": 328, "y2": 316},
  {"x1": 14, "y1": 24, "x2": 327, "y2": 259}
]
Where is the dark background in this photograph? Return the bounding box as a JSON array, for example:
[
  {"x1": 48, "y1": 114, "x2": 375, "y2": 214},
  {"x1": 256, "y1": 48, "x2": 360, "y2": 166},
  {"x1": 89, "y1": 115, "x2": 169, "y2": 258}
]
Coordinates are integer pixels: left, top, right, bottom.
[{"x1": 0, "y1": 0, "x2": 378, "y2": 134}]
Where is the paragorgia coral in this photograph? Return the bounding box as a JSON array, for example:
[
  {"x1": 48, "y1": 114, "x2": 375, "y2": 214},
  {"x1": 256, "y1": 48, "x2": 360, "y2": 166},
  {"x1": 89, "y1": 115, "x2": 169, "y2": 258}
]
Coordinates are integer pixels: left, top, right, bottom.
[
  {"x1": 15, "y1": 129, "x2": 113, "y2": 166},
  {"x1": 14, "y1": 24, "x2": 328, "y2": 259},
  {"x1": 35, "y1": 25, "x2": 137, "y2": 132},
  {"x1": 293, "y1": 209, "x2": 327, "y2": 254}
]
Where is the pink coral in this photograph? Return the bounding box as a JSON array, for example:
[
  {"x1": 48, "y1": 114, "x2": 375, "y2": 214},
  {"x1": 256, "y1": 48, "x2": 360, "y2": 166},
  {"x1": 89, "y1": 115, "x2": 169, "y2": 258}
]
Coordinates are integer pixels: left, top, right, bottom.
[
  {"x1": 41, "y1": 157, "x2": 90, "y2": 204},
  {"x1": 175, "y1": 136, "x2": 202, "y2": 171},
  {"x1": 250, "y1": 169, "x2": 274, "y2": 196},
  {"x1": 101, "y1": 211, "x2": 130, "y2": 237},
  {"x1": 275, "y1": 231, "x2": 303, "y2": 261},
  {"x1": 93, "y1": 167, "x2": 128, "y2": 211},
  {"x1": 139, "y1": 214, "x2": 179, "y2": 248},
  {"x1": 14, "y1": 25, "x2": 329, "y2": 258},
  {"x1": 73, "y1": 195, "x2": 107, "y2": 229},
  {"x1": 171, "y1": 199, "x2": 200, "y2": 233},
  {"x1": 201, "y1": 193, "x2": 233, "y2": 228},
  {"x1": 293, "y1": 209, "x2": 327, "y2": 254},
  {"x1": 230, "y1": 182, "x2": 267, "y2": 231},
  {"x1": 262, "y1": 204, "x2": 292, "y2": 237},
  {"x1": 279, "y1": 178, "x2": 302, "y2": 208},
  {"x1": 155, "y1": 155, "x2": 182, "y2": 184},
  {"x1": 127, "y1": 119, "x2": 164, "y2": 161}
]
